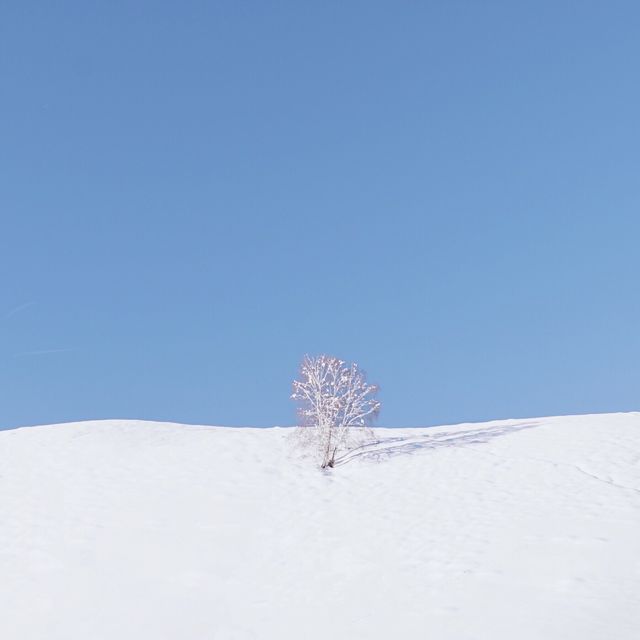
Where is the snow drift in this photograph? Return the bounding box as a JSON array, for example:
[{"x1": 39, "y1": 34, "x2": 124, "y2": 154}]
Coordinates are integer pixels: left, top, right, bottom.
[{"x1": 1, "y1": 413, "x2": 639, "y2": 639}]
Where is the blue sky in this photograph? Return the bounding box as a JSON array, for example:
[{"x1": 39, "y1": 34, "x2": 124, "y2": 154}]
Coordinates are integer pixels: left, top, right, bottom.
[{"x1": 1, "y1": 1, "x2": 639, "y2": 429}]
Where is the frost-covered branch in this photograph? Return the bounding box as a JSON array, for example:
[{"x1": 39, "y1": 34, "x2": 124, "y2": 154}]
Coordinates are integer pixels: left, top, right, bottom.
[{"x1": 291, "y1": 355, "x2": 380, "y2": 468}]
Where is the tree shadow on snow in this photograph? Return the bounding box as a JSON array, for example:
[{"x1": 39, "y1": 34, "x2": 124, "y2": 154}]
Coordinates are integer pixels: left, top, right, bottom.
[{"x1": 334, "y1": 421, "x2": 540, "y2": 467}]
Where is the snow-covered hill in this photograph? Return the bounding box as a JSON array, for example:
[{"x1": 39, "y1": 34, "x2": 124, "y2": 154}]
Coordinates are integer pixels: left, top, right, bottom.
[{"x1": 1, "y1": 413, "x2": 639, "y2": 639}]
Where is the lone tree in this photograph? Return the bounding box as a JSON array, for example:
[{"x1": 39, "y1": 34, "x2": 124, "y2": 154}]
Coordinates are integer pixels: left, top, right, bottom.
[{"x1": 291, "y1": 355, "x2": 380, "y2": 468}]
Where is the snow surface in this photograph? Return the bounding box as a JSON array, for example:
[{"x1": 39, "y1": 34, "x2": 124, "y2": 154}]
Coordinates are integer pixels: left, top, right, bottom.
[{"x1": 1, "y1": 413, "x2": 639, "y2": 640}]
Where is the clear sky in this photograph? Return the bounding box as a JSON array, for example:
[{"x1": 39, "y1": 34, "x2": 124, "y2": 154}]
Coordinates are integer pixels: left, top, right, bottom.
[{"x1": 1, "y1": 1, "x2": 639, "y2": 429}]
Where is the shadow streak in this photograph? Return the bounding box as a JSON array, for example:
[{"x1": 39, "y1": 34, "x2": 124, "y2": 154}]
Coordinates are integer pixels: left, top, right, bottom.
[{"x1": 334, "y1": 421, "x2": 540, "y2": 467}]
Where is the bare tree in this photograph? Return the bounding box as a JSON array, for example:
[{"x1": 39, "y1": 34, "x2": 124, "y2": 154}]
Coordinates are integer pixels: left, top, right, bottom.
[{"x1": 291, "y1": 355, "x2": 380, "y2": 468}]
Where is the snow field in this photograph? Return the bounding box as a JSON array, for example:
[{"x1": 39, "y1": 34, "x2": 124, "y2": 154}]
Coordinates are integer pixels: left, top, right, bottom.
[{"x1": 1, "y1": 413, "x2": 639, "y2": 639}]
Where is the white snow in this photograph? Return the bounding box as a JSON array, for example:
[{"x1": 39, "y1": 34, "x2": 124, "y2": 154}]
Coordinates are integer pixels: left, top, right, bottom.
[{"x1": 1, "y1": 413, "x2": 639, "y2": 639}]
